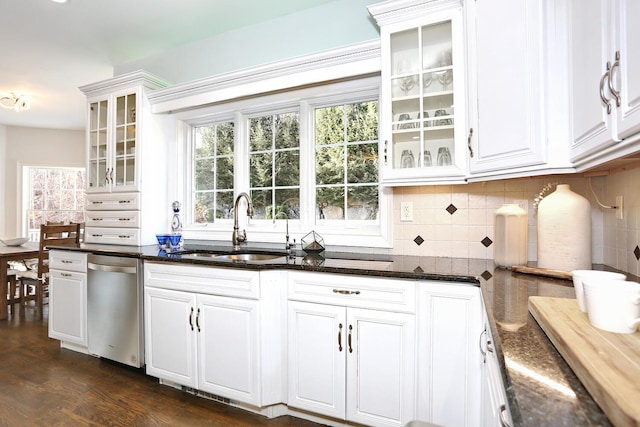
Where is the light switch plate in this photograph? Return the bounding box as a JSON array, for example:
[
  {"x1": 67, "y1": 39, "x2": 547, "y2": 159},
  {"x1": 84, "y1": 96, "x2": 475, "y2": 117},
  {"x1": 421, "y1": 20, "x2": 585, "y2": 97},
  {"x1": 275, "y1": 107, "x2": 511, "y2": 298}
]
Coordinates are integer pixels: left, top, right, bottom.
[{"x1": 401, "y1": 202, "x2": 413, "y2": 222}]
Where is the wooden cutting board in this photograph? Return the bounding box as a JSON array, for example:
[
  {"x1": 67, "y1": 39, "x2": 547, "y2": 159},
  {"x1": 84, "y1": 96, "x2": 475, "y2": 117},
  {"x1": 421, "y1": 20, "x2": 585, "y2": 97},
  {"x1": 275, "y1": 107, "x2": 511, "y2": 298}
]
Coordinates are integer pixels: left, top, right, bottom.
[{"x1": 529, "y1": 296, "x2": 640, "y2": 427}]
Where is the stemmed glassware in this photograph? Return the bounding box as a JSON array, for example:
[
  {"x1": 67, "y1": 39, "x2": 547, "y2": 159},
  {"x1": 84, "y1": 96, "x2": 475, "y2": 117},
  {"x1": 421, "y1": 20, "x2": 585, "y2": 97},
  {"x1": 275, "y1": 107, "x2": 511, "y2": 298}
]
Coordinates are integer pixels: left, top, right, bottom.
[{"x1": 397, "y1": 59, "x2": 415, "y2": 95}]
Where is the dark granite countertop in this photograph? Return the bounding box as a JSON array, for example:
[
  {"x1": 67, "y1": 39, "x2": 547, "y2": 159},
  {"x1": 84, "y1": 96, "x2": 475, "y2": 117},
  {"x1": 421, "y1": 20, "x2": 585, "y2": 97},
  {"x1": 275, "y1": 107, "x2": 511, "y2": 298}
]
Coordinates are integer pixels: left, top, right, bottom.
[{"x1": 50, "y1": 242, "x2": 629, "y2": 426}]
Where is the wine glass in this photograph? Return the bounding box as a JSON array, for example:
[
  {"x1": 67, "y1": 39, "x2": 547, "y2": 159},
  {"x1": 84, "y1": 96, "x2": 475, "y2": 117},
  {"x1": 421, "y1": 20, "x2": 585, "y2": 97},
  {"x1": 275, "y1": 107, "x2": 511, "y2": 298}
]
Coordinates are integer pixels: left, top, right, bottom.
[{"x1": 397, "y1": 59, "x2": 415, "y2": 95}]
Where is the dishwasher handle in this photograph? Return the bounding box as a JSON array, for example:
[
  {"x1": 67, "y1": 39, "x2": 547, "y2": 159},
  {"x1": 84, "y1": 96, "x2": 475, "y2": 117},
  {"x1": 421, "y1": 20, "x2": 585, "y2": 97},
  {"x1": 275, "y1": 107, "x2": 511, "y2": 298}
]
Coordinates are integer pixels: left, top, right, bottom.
[{"x1": 88, "y1": 262, "x2": 137, "y2": 275}]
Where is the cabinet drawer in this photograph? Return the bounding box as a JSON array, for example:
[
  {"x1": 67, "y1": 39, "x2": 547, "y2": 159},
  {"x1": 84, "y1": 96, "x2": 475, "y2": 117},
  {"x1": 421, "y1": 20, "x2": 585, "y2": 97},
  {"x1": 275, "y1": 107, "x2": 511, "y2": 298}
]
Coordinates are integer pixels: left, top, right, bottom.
[
  {"x1": 49, "y1": 250, "x2": 87, "y2": 273},
  {"x1": 84, "y1": 227, "x2": 140, "y2": 246},
  {"x1": 85, "y1": 210, "x2": 140, "y2": 228},
  {"x1": 144, "y1": 262, "x2": 260, "y2": 299},
  {"x1": 86, "y1": 192, "x2": 140, "y2": 211},
  {"x1": 288, "y1": 271, "x2": 416, "y2": 313}
]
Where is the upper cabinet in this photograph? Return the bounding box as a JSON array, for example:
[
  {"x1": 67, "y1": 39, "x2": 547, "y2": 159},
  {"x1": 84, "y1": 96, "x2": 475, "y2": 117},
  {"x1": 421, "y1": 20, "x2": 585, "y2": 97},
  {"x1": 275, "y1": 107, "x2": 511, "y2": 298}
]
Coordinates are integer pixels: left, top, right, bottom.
[
  {"x1": 87, "y1": 91, "x2": 139, "y2": 193},
  {"x1": 569, "y1": 0, "x2": 640, "y2": 168},
  {"x1": 466, "y1": 0, "x2": 573, "y2": 180},
  {"x1": 80, "y1": 71, "x2": 172, "y2": 245},
  {"x1": 369, "y1": 0, "x2": 469, "y2": 185}
]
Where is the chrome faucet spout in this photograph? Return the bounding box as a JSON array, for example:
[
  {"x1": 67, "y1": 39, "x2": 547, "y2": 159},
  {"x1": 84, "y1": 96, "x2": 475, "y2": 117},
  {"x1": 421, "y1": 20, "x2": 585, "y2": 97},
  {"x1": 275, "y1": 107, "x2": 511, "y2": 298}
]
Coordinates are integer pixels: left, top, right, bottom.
[{"x1": 232, "y1": 192, "x2": 254, "y2": 249}]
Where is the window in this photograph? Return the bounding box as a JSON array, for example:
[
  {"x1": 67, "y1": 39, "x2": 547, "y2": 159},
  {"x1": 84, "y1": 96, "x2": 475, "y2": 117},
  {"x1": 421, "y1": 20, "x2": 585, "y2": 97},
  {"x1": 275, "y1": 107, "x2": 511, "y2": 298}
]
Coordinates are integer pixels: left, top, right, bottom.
[
  {"x1": 315, "y1": 101, "x2": 379, "y2": 221},
  {"x1": 249, "y1": 112, "x2": 300, "y2": 219},
  {"x1": 192, "y1": 122, "x2": 235, "y2": 223},
  {"x1": 23, "y1": 166, "x2": 86, "y2": 240},
  {"x1": 180, "y1": 78, "x2": 389, "y2": 247}
]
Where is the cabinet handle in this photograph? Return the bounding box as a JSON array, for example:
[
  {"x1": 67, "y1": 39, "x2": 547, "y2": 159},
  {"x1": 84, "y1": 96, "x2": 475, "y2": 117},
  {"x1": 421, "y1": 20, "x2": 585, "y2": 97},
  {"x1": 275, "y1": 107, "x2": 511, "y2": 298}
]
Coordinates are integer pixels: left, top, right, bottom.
[
  {"x1": 91, "y1": 234, "x2": 103, "y2": 237},
  {"x1": 608, "y1": 50, "x2": 621, "y2": 107},
  {"x1": 61, "y1": 260, "x2": 72, "y2": 264},
  {"x1": 467, "y1": 127, "x2": 474, "y2": 158},
  {"x1": 93, "y1": 218, "x2": 103, "y2": 221},
  {"x1": 338, "y1": 323, "x2": 343, "y2": 352},
  {"x1": 600, "y1": 64, "x2": 612, "y2": 114},
  {"x1": 104, "y1": 169, "x2": 109, "y2": 185},
  {"x1": 118, "y1": 218, "x2": 131, "y2": 221},
  {"x1": 61, "y1": 273, "x2": 72, "y2": 277},
  {"x1": 118, "y1": 235, "x2": 132, "y2": 239},
  {"x1": 196, "y1": 308, "x2": 201, "y2": 332},
  {"x1": 499, "y1": 404, "x2": 512, "y2": 427},
  {"x1": 91, "y1": 201, "x2": 103, "y2": 205},
  {"x1": 118, "y1": 200, "x2": 131, "y2": 204},
  {"x1": 348, "y1": 324, "x2": 353, "y2": 353},
  {"x1": 332, "y1": 289, "x2": 361, "y2": 295},
  {"x1": 383, "y1": 140, "x2": 388, "y2": 165},
  {"x1": 189, "y1": 307, "x2": 194, "y2": 331},
  {"x1": 479, "y1": 328, "x2": 488, "y2": 362}
]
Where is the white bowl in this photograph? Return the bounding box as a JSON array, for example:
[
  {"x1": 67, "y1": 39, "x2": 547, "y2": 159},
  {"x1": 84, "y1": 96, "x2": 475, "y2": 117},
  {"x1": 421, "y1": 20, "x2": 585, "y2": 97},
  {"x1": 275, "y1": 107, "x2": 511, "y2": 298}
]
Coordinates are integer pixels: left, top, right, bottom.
[
  {"x1": 583, "y1": 279, "x2": 640, "y2": 334},
  {"x1": 571, "y1": 270, "x2": 627, "y2": 312},
  {"x1": 0, "y1": 237, "x2": 29, "y2": 246}
]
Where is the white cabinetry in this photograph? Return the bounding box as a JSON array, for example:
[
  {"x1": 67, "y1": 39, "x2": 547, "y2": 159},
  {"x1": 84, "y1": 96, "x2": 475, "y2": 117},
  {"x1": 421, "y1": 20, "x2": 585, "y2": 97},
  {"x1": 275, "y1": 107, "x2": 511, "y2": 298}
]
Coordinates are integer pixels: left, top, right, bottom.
[
  {"x1": 416, "y1": 282, "x2": 483, "y2": 427},
  {"x1": 369, "y1": 0, "x2": 469, "y2": 185},
  {"x1": 48, "y1": 250, "x2": 88, "y2": 348},
  {"x1": 480, "y1": 312, "x2": 513, "y2": 427},
  {"x1": 287, "y1": 272, "x2": 416, "y2": 427},
  {"x1": 466, "y1": 0, "x2": 573, "y2": 179},
  {"x1": 570, "y1": 0, "x2": 640, "y2": 168},
  {"x1": 80, "y1": 71, "x2": 171, "y2": 246},
  {"x1": 144, "y1": 262, "x2": 284, "y2": 407}
]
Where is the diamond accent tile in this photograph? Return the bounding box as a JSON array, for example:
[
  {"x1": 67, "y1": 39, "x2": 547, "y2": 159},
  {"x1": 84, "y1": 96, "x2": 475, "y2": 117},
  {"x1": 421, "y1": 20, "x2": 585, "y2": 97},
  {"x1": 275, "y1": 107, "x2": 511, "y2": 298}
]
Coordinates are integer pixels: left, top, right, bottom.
[
  {"x1": 481, "y1": 237, "x2": 493, "y2": 247},
  {"x1": 635, "y1": 245, "x2": 640, "y2": 261},
  {"x1": 446, "y1": 204, "x2": 458, "y2": 215},
  {"x1": 414, "y1": 235, "x2": 424, "y2": 246},
  {"x1": 481, "y1": 271, "x2": 493, "y2": 281},
  {"x1": 413, "y1": 266, "x2": 424, "y2": 273}
]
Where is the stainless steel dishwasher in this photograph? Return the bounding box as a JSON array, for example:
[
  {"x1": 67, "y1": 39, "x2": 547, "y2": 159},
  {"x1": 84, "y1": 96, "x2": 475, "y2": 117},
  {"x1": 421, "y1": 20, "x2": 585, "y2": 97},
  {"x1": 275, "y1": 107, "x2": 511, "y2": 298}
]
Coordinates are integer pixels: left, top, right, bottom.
[{"x1": 87, "y1": 254, "x2": 144, "y2": 368}]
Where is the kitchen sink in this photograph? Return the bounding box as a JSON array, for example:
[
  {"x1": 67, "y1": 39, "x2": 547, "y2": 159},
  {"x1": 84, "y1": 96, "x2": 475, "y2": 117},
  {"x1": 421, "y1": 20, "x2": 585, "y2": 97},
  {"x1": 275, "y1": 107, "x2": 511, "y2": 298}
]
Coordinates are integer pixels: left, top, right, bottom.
[
  {"x1": 214, "y1": 253, "x2": 285, "y2": 262},
  {"x1": 179, "y1": 250, "x2": 286, "y2": 262}
]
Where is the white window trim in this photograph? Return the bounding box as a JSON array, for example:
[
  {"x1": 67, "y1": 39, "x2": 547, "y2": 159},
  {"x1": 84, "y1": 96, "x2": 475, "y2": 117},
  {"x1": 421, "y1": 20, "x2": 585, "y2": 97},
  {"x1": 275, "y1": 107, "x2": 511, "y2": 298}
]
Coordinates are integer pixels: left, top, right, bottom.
[{"x1": 174, "y1": 76, "x2": 391, "y2": 249}]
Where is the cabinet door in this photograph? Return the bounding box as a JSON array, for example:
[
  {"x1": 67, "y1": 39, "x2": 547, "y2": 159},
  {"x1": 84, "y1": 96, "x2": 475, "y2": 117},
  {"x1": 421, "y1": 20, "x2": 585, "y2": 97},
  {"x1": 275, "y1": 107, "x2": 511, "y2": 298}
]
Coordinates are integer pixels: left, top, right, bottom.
[
  {"x1": 569, "y1": 0, "x2": 618, "y2": 160},
  {"x1": 417, "y1": 283, "x2": 483, "y2": 427},
  {"x1": 615, "y1": 0, "x2": 640, "y2": 140},
  {"x1": 48, "y1": 270, "x2": 87, "y2": 346},
  {"x1": 375, "y1": 4, "x2": 468, "y2": 185},
  {"x1": 144, "y1": 287, "x2": 198, "y2": 388},
  {"x1": 287, "y1": 301, "x2": 346, "y2": 419},
  {"x1": 87, "y1": 97, "x2": 110, "y2": 192},
  {"x1": 197, "y1": 294, "x2": 260, "y2": 405},
  {"x1": 480, "y1": 317, "x2": 512, "y2": 427},
  {"x1": 468, "y1": 0, "x2": 546, "y2": 173},
  {"x1": 346, "y1": 308, "x2": 416, "y2": 427},
  {"x1": 111, "y1": 92, "x2": 138, "y2": 192}
]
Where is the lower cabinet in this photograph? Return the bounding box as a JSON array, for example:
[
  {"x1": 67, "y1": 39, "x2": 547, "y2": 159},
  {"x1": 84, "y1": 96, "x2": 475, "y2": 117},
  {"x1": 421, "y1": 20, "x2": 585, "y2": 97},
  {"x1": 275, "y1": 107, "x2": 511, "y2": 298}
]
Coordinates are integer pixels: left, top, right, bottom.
[
  {"x1": 480, "y1": 312, "x2": 513, "y2": 427},
  {"x1": 145, "y1": 287, "x2": 260, "y2": 404},
  {"x1": 416, "y1": 282, "x2": 483, "y2": 427},
  {"x1": 48, "y1": 250, "x2": 87, "y2": 347},
  {"x1": 287, "y1": 272, "x2": 416, "y2": 427},
  {"x1": 143, "y1": 262, "x2": 284, "y2": 408}
]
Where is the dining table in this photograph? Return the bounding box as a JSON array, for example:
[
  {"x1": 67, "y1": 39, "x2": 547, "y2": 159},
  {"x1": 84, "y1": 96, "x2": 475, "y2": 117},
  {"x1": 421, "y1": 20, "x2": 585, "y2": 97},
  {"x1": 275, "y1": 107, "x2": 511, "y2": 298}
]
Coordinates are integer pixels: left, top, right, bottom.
[{"x1": 0, "y1": 241, "x2": 39, "y2": 320}]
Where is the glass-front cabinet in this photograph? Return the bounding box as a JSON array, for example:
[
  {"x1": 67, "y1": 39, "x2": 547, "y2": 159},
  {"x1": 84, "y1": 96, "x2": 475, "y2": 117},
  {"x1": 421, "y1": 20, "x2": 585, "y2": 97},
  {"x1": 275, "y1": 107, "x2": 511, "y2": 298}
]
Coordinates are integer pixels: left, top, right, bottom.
[
  {"x1": 370, "y1": 0, "x2": 468, "y2": 185},
  {"x1": 88, "y1": 92, "x2": 138, "y2": 193}
]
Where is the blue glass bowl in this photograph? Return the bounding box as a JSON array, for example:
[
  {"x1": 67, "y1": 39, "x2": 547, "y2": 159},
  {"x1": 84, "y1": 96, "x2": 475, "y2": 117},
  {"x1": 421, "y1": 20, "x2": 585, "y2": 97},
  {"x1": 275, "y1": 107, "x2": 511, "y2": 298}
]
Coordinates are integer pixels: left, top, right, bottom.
[
  {"x1": 168, "y1": 234, "x2": 182, "y2": 247},
  {"x1": 156, "y1": 234, "x2": 170, "y2": 246}
]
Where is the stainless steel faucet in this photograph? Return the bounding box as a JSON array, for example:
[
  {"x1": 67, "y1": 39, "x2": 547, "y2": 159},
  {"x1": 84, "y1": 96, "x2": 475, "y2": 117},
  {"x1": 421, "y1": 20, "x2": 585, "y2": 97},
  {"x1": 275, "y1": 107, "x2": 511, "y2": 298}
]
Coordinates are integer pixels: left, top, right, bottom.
[
  {"x1": 274, "y1": 211, "x2": 295, "y2": 254},
  {"x1": 232, "y1": 192, "x2": 254, "y2": 249}
]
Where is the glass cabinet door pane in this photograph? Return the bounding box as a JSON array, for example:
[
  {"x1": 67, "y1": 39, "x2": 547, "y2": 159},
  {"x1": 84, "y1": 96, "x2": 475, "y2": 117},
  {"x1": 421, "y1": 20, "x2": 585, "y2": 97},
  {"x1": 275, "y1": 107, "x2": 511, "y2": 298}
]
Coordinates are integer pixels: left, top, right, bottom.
[
  {"x1": 113, "y1": 93, "x2": 137, "y2": 188},
  {"x1": 88, "y1": 100, "x2": 109, "y2": 189},
  {"x1": 389, "y1": 20, "x2": 455, "y2": 170}
]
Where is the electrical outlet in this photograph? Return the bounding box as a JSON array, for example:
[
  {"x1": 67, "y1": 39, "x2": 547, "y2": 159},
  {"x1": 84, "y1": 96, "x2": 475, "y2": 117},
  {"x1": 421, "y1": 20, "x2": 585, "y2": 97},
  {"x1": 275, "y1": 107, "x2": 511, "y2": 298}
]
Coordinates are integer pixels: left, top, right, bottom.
[
  {"x1": 616, "y1": 196, "x2": 623, "y2": 220},
  {"x1": 400, "y1": 202, "x2": 414, "y2": 222}
]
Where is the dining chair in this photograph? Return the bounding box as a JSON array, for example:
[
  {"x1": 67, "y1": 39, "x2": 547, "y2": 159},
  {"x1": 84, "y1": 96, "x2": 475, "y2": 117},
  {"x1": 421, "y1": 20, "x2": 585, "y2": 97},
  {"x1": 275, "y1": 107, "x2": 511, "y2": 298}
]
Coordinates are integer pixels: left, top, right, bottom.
[
  {"x1": 18, "y1": 223, "x2": 81, "y2": 316},
  {"x1": 6, "y1": 266, "x2": 22, "y2": 314}
]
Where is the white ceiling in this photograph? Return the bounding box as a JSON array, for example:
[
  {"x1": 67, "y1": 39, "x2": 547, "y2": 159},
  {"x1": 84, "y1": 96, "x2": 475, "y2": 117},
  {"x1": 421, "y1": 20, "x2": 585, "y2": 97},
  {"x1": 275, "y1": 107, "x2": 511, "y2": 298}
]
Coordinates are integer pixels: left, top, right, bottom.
[{"x1": 0, "y1": 0, "x2": 335, "y2": 131}]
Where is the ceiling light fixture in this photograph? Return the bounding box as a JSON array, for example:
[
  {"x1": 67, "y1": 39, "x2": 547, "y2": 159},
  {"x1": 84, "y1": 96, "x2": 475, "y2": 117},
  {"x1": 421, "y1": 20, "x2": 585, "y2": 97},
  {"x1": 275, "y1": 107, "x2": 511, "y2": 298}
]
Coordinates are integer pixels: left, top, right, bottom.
[
  {"x1": 0, "y1": 93, "x2": 31, "y2": 112},
  {"x1": 50, "y1": 0, "x2": 70, "y2": 3}
]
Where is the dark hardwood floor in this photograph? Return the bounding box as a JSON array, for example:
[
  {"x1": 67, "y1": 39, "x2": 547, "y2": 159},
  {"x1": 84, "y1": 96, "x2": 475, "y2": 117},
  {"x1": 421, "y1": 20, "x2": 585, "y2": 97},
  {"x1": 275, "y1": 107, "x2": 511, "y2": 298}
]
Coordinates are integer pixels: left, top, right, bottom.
[{"x1": 0, "y1": 302, "x2": 324, "y2": 426}]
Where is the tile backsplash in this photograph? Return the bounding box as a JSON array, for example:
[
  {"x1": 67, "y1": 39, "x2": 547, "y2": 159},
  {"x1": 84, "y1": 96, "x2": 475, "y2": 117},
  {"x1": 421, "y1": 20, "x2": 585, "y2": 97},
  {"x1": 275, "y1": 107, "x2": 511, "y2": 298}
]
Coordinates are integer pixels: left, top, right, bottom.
[{"x1": 391, "y1": 168, "x2": 640, "y2": 277}]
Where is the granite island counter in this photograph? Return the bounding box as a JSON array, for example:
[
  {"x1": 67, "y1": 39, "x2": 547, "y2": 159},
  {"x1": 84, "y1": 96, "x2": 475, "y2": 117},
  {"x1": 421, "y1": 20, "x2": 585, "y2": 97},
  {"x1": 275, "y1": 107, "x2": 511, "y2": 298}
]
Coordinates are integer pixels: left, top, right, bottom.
[{"x1": 49, "y1": 242, "x2": 622, "y2": 426}]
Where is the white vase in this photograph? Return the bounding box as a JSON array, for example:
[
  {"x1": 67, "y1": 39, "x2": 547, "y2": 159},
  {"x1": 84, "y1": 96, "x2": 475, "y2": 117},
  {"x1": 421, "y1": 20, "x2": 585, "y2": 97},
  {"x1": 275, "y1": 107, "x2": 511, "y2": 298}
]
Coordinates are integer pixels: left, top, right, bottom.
[
  {"x1": 493, "y1": 204, "x2": 528, "y2": 267},
  {"x1": 537, "y1": 184, "x2": 591, "y2": 271}
]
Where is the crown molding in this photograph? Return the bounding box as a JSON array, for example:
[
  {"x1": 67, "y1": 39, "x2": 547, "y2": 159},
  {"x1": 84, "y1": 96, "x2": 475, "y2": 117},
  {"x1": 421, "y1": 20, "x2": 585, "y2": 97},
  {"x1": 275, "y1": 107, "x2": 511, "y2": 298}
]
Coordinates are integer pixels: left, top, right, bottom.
[
  {"x1": 147, "y1": 39, "x2": 381, "y2": 114},
  {"x1": 79, "y1": 70, "x2": 171, "y2": 96}
]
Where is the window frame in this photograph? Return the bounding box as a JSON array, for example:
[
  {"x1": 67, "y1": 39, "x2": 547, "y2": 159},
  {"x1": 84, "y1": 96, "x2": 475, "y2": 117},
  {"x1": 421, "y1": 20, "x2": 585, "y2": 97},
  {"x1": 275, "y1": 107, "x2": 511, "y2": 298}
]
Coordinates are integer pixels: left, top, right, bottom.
[{"x1": 176, "y1": 76, "x2": 391, "y2": 249}]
